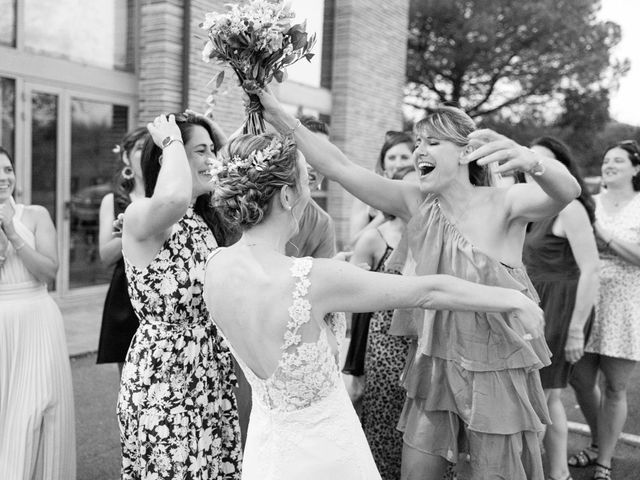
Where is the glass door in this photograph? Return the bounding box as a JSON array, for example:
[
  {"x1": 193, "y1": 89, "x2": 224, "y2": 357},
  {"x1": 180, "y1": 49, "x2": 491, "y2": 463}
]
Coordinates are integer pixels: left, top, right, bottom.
[
  {"x1": 68, "y1": 98, "x2": 129, "y2": 289},
  {"x1": 24, "y1": 83, "x2": 133, "y2": 296}
]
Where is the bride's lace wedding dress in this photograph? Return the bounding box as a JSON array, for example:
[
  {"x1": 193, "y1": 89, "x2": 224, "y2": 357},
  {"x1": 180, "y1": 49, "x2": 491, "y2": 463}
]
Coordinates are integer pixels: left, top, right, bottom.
[{"x1": 211, "y1": 255, "x2": 381, "y2": 480}]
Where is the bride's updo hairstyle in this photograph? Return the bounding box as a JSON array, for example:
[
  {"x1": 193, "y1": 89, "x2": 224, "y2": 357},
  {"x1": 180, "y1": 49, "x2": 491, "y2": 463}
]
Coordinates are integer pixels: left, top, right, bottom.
[
  {"x1": 415, "y1": 106, "x2": 488, "y2": 186},
  {"x1": 212, "y1": 133, "x2": 300, "y2": 229}
]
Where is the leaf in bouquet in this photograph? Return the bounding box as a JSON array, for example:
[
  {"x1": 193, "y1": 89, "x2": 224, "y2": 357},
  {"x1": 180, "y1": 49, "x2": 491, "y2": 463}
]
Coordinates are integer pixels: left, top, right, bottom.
[
  {"x1": 215, "y1": 70, "x2": 225, "y2": 88},
  {"x1": 274, "y1": 70, "x2": 285, "y2": 83},
  {"x1": 305, "y1": 53, "x2": 315, "y2": 62}
]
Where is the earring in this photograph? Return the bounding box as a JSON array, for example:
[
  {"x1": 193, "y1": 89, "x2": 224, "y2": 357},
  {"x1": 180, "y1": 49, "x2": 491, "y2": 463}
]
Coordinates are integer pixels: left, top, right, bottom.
[{"x1": 122, "y1": 165, "x2": 134, "y2": 180}]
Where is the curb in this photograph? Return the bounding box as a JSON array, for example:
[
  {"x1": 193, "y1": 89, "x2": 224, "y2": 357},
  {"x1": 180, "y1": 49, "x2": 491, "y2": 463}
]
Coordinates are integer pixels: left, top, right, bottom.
[
  {"x1": 70, "y1": 350, "x2": 98, "y2": 361},
  {"x1": 568, "y1": 421, "x2": 640, "y2": 448}
]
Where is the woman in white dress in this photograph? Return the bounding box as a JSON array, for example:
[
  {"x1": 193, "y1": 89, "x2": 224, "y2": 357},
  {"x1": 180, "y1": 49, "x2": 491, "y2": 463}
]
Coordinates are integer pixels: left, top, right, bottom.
[
  {"x1": 202, "y1": 133, "x2": 545, "y2": 480},
  {"x1": 569, "y1": 140, "x2": 640, "y2": 480},
  {"x1": 0, "y1": 147, "x2": 76, "y2": 479}
]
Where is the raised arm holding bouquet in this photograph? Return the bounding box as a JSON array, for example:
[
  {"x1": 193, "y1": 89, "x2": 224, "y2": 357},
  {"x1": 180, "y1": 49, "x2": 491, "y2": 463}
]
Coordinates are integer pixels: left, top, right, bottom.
[{"x1": 201, "y1": 0, "x2": 315, "y2": 134}]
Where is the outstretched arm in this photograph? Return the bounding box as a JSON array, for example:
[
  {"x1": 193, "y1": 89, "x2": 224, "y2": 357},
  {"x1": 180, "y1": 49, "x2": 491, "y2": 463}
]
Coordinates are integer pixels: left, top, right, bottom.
[
  {"x1": 464, "y1": 129, "x2": 581, "y2": 222},
  {"x1": 311, "y1": 258, "x2": 544, "y2": 338},
  {"x1": 256, "y1": 88, "x2": 422, "y2": 222}
]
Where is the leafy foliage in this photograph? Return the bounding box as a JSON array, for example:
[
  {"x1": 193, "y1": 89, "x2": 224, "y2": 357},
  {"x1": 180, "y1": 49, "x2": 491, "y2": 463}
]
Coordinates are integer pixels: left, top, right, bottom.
[{"x1": 406, "y1": 0, "x2": 628, "y2": 118}]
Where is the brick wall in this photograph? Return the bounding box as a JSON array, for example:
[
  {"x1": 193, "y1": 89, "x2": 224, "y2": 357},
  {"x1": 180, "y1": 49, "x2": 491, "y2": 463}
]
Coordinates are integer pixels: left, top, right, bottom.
[
  {"x1": 138, "y1": 0, "x2": 185, "y2": 123},
  {"x1": 329, "y1": 0, "x2": 410, "y2": 247}
]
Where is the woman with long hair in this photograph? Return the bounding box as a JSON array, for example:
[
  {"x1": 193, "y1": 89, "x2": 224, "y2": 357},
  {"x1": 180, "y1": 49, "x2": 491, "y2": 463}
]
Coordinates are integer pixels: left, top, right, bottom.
[
  {"x1": 96, "y1": 127, "x2": 148, "y2": 373},
  {"x1": 203, "y1": 132, "x2": 544, "y2": 480},
  {"x1": 256, "y1": 86, "x2": 581, "y2": 479},
  {"x1": 522, "y1": 136, "x2": 600, "y2": 480},
  {"x1": 0, "y1": 146, "x2": 76, "y2": 479},
  {"x1": 117, "y1": 113, "x2": 241, "y2": 479},
  {"x1": 569, "y1": 140, "x2": 640, "y2": 480}
]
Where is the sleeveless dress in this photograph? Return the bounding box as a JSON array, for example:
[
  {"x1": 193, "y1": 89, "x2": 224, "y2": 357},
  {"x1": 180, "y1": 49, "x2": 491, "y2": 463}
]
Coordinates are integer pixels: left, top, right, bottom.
[
  {"x1": 391, "y1": 196, "x2": 551, "y2": 479},
  {"x1": 585, "y1": 193, "x2": 640, "y2": 361},
  {"x1": 117, "y1": 207, "x2": 242, "y2": 480},
  {"x1": 362, "y1": 239, "x2": 411, "y2": 480},
  {"x1": 523, "y1": 215, "x2": 593, "y2": 388},
  {"x1": 0, "y1": 202, "x2": 76, "y2": 480},
  {"x1": 209, "y1": 253, "x2": 382, "y2": 480},
  {"x1": 96, "y1": 194, "x2": 139, "y2": 363},
  {"x1": 342, "y1": 235, "x2": 394, "y2": 376}
]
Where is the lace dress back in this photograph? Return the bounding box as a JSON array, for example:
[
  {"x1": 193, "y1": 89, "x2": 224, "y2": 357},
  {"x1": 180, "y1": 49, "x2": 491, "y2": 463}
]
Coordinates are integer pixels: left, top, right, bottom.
[{"x1": 207, "y1": 253, "x2": 380, "y2": 480}]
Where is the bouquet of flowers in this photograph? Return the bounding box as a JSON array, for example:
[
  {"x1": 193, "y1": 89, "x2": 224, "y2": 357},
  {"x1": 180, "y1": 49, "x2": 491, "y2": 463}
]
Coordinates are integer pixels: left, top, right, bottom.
[{"x1": 201, "y1": 0, "x2": 316, "y2": 134}]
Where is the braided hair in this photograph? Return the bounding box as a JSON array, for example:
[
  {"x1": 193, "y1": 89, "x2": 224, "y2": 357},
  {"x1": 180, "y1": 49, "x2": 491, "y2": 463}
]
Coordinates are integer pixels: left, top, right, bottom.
[{"x1": 212, "y1": 133, "x2": 300, "y2": 230}]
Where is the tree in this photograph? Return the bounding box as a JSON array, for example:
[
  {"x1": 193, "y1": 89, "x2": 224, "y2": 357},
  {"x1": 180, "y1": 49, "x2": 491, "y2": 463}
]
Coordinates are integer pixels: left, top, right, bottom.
[{"x1": 406, "y1": 0, "x2": 628, "y2": 118}]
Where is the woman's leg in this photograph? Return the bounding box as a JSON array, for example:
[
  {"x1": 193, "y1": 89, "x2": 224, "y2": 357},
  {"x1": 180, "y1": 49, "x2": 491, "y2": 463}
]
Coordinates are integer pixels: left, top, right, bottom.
[
  {"x1": 401, "y1": 442, "x2": 448, "y2": 480},
  {"x1": 544, "y1": 388, "x2": 571, "y2": 479},
  {"x1": 569, "y1": 352, "x2": 600, "y2": 446},
  {"x1": 596, "y1": 356, "x2": 638, "y2": 467}
]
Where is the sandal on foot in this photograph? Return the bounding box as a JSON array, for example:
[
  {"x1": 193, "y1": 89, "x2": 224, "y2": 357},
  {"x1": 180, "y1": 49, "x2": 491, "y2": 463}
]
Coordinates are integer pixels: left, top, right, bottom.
[
  {"x1": 568, "y1": 445, "x2": 598, "y2": 467},
  {"x1": 593, "y1": 462, "x2": 611, "y2": 480}
]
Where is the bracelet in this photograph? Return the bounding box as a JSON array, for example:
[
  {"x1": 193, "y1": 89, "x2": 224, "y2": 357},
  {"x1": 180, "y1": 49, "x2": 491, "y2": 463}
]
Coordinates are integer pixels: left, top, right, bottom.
[
  {"x1": 285, "y1": 118, "x2": 302, "y2": 137},
  {"x1": 14, "y1": 240, "x2": 26, "y2": 251}
]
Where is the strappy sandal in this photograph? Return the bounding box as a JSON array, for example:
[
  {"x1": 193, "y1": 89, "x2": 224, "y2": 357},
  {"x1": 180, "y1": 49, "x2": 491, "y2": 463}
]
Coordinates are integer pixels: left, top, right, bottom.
[
  {"x1": 568, "y1": 444, "x2": 598, "y2": 467},
  {"x1": 593, "y1": 462, "x2": 611, "y2": 480}
]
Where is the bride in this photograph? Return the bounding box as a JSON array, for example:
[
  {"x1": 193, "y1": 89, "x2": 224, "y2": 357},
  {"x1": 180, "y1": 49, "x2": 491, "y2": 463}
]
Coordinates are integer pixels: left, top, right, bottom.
[{"x1": 203, "y1": 133, "x2": 544, "y2": 479}]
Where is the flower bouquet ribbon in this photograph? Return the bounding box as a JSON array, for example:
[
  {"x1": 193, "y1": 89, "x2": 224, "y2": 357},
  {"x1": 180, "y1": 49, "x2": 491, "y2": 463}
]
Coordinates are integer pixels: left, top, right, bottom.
[{"x1": 201, "y1": 0, "x2": 316, "y2": 134}]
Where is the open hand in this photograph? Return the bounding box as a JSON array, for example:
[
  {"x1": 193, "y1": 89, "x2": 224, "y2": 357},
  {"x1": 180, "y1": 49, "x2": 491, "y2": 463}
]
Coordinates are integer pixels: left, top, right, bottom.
[
  {"x1": 147, "y1": 114, "x2": 183, "y2": 148},
  {"x1": 512, "y1": 294, "x2": 545, "y2": 341},
  {"x1": 462, "y1": 129, "x2": 539, "y2": 176}
]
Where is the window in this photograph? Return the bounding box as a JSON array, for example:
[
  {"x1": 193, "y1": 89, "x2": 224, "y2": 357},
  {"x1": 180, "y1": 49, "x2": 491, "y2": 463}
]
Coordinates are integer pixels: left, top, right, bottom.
[
  {"x1": 24, "y1": 0, "x2": 135, "y2": 71},
  {"x1": 0, "y1": 78, "x2": 16, "y2": 156},
  {"x1": 0, "y1": 0, "x2": 16, "y2": 47}
]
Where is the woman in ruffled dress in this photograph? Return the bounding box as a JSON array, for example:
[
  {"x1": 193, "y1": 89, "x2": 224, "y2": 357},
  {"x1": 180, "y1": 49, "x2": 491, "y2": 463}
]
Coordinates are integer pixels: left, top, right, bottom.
[
  {"x1": 0, "y1": 146, "x2": 76, "y2": 479},
  {"x1": 202, "y1": 132, "x2": 545, "y2": 480},
  {"x1": 256, "y1": 87, "x2": 581, "y2": 480},
  {"x1": 117, "y1": 113, "x2": 241, "y2": 479}
]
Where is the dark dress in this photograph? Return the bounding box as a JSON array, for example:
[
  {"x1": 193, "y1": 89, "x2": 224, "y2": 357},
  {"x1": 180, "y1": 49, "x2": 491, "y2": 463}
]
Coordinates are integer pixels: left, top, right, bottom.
[
  {"x1": 361, "y1": 245, "x2": 410, "y2": 480},
  {"x1": 117, "y1": 207, "x2": 242, "y2": 479},
  {"x1": 523, "y1": 215, "x2": 592, "y2": 389},
  {"x1": 342, "y1": 232, "x2": 394, "y2": 376},
  {"x1": 96, "y1": 194, "x2": 138, "y2": 364}
]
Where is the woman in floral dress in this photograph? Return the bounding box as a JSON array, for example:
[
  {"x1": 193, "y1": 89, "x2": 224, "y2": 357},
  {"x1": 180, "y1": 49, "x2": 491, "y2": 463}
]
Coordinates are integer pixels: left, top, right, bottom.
[{"x1": 117, "y1": 113, "x2": 241, "y2": 479}]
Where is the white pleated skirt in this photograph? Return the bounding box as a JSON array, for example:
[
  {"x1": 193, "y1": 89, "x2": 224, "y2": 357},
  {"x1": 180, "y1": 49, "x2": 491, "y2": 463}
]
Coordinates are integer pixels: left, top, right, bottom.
[{"x1": 0, "y1": 284, "x2": 76, "y2": 480}]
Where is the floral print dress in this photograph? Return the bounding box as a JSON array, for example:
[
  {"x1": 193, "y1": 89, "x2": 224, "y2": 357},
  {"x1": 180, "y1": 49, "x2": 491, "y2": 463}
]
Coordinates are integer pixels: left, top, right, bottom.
[{"x1": 117, "y1": 207, "x2": 242, "y2": 480}]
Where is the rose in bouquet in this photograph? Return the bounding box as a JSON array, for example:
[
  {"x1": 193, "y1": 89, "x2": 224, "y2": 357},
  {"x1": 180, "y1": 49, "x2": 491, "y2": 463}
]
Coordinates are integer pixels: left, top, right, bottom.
[{"x1": 201, "y1": 0, "x2": 316, "y2": 134}]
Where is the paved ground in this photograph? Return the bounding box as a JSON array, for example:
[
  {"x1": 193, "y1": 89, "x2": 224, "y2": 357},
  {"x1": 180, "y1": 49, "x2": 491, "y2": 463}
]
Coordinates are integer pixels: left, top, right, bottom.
[{"x1": 71, "y1": 351, "x2": 640, "y2": 480}]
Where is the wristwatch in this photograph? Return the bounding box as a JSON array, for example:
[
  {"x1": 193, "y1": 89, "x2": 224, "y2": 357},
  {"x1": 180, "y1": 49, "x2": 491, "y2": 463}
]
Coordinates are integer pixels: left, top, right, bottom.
[{"x1": 161, "y1": 136, "x2": 184, "y2": 149}]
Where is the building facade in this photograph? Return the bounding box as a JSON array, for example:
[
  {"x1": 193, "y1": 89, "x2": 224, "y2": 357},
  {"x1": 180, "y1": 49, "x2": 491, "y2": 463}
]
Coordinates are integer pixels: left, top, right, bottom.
[{"x1": 0, "y1": 0, "x2": 409, "y2": 300}]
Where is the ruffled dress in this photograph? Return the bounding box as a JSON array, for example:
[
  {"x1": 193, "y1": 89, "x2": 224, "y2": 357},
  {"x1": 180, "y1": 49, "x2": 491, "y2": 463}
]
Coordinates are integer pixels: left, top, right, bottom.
[{"x1": 391, "y1": 196, "x2": 551, "y2": 479}]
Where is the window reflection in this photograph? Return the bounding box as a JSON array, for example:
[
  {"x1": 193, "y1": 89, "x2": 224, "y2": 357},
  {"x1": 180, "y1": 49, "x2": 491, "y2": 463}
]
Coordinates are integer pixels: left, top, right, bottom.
[
  {"x1": 0, "y1": 78, "x2": 16, "y2": 158},
  {"x1": 24, "y1": 0, "x2": 134, "y2": 71},
  {"x1": 69, "y1": 99, "x2": 128, "y2": 288},
  {"x1": 0, "y1": 0, "x2": 16, "y2": 47}
]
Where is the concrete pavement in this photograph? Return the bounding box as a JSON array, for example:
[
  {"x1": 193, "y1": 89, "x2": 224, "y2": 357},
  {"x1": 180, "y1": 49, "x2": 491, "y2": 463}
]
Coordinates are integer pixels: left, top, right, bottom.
[{"x1": 62, "y1": 298, "x2": 640, "y2": 479}]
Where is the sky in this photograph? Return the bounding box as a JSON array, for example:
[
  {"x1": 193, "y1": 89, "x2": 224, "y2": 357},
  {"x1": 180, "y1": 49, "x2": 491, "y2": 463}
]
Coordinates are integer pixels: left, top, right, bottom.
[{"x1": 600, "y1": 0, "x2": 640, "y2": 126}]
